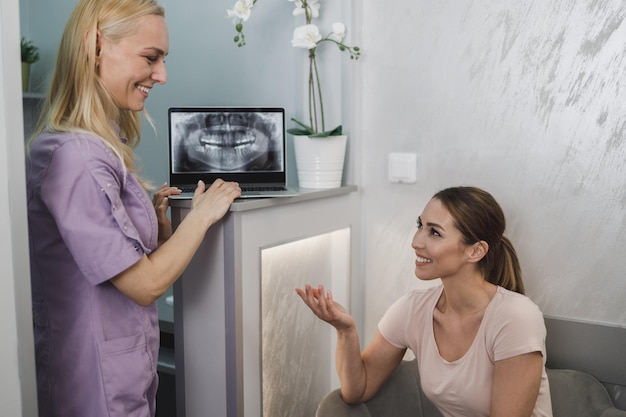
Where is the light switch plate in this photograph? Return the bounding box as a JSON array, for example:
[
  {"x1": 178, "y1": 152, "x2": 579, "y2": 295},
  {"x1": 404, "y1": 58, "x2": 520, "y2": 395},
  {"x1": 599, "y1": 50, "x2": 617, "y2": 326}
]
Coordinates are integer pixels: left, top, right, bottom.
[{"x1": 388, "y1": 152, "x2": 417, "y2": 183}]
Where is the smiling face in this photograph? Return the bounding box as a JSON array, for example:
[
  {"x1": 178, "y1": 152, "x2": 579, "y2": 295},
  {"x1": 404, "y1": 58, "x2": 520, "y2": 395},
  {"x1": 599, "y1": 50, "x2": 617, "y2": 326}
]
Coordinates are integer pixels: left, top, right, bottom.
[
  {"x1": 97, "y1": 14, "x2": 169, "y2": 111},
  {"x1": 411, "y1": 198, "x2": 478, "y2": 281}
]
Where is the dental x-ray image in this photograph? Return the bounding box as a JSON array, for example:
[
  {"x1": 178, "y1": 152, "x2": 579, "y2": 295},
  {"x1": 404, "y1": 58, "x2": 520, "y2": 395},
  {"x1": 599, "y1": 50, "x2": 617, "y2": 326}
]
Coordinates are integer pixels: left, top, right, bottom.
[{"x1": 170, "y1": 110, "x2": 283, "y2": 173}]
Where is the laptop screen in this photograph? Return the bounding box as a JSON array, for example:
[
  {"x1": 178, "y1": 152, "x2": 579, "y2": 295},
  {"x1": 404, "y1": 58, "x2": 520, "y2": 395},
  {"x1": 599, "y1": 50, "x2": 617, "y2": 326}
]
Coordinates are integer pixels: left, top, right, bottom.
[{"x1": 168, "y1": 107, "x2": 287, "y2": 187}]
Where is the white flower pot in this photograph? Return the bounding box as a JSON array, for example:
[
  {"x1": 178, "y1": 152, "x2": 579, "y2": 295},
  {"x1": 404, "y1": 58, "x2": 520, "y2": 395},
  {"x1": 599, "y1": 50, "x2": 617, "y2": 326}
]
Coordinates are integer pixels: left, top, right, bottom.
[{"x1": 293, "y1": 135, "x2": 347, "y2": 189}]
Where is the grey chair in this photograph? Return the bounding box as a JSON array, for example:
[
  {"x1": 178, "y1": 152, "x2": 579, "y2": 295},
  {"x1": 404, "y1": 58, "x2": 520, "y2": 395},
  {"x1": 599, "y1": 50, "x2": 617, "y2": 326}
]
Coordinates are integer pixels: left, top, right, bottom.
[{"x1": 316, "y1": 359, "x2": 626, "y2": 417}]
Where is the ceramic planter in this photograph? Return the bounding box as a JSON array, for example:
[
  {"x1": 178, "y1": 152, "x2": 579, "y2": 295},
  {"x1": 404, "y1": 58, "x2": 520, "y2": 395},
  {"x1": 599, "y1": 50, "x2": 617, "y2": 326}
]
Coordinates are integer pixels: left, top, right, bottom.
[{"x1": 293, "y1": 134, "x2": 347, "y2": 189}]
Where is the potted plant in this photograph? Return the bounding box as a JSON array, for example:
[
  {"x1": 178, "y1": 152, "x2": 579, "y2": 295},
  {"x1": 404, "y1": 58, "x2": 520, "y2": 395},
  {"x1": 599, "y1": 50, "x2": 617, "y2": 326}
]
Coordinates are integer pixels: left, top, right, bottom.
[
  {"x1": 21, "y1": 37, "x2": 40, "y2": 93},
  {"x1": 227, "y1": 0, "x2": 361, "y2": 188}
]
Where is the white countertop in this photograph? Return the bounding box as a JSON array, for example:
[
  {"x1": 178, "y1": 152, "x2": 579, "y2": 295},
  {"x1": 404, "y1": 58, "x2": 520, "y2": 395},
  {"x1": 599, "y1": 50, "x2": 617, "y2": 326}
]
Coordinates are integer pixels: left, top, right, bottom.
[{"x1": 169, "y1": 185, "x2": 358, "y2": 212}]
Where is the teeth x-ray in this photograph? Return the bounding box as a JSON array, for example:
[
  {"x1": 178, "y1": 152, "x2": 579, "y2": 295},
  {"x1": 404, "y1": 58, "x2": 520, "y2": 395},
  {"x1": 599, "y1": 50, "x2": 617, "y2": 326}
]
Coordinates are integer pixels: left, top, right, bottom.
[{"x1": 171, "y1": 111, "x2": 283, "y2": 173}]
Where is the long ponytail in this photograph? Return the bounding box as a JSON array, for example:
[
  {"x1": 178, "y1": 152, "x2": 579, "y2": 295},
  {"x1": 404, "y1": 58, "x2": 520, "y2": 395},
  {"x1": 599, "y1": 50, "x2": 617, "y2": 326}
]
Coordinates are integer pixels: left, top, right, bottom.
[{"x1": 484, "y1": 236, "x2": 524, "y2": 294}]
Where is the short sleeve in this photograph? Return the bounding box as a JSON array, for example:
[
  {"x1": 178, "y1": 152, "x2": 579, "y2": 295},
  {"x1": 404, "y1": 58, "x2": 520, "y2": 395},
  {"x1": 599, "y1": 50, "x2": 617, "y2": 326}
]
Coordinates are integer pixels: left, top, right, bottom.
[
  {"x1": 40, "y1": 139, "x2": 145, "y2": 285},
  {"x1": 490, "y1": 292, "x2": 547, "y2": 362},
  {"x1": 378, "y1": 292, "x2": 414, "y2": 349}
]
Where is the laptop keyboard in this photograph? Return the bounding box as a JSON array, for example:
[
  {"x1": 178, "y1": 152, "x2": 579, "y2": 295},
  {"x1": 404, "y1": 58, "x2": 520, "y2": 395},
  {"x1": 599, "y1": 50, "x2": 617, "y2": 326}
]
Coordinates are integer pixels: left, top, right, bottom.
[
  {"x1": 177, "y1": 185, "x2": 287, "y2": 193},
  {"x1": 178, "y1": 186, "x2": 197, "y2": 193},
  {"x1": 241, "y1": 186, "x2": 287, "y2": 192}
]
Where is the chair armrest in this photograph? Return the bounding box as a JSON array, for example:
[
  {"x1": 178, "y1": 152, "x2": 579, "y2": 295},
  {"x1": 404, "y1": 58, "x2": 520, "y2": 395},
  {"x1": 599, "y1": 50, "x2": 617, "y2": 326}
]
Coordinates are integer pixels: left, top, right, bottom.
[
  {"x1": 548, "y1": 369, "x2": 626, "y2": 417},
  {"x1": 316, "y1": 390, "x2": 372, "y2": 417},
  {"x1": 316, "y1": 360, "x2": 443, "y2": 417},
  {"x1": 600, "y1": 410, "x2": 626, "y2": 417}
]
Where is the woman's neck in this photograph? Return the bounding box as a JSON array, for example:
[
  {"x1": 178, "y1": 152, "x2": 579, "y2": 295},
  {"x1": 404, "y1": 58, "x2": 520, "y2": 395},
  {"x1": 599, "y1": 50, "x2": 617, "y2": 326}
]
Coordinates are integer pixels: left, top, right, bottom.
[{"x1": 437, "y1": 273, "x2": 497, "y2": 316}]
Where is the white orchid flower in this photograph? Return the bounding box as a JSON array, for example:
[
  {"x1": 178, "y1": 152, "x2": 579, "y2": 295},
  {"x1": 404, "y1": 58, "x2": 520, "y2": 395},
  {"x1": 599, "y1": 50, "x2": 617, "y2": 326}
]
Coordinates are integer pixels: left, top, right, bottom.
[
  {"x1": 227, "y1": 0, "x2": 254, "y2": 23},
  {"x1": 290, "y1": 0, "x2": 320, "y2": 18},
  {"x1": 328, "y1": 22, "x2": 346, "y2": 42},
  {"x1": 229, "y1": 0, "x2": 361, "y2": 134},
  {"x1": 291, "y1": 24, "x2": 322, "y2": 49}
]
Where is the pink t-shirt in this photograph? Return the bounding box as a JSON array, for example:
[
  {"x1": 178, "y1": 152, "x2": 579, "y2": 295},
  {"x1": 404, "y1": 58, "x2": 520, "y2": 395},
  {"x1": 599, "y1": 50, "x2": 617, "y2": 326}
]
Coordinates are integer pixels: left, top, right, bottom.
[{"x1": 378, "y1": 285, "x2": 553, "y2": 417}]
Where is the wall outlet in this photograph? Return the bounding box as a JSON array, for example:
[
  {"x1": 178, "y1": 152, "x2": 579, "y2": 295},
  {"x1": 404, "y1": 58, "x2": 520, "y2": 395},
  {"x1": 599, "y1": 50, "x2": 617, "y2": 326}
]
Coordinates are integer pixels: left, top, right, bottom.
[{"x1": 388, "y1": 152, "x2": 417, "y2": 183}]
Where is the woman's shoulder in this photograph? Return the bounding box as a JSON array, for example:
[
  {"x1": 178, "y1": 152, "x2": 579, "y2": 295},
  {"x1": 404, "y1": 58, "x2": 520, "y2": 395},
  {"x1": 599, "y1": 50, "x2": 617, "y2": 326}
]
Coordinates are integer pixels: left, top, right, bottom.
[
  {"x1": 378, "y1": 285, "x2": 442, "y2": 346},
  {"x1": 31, "y1": 130, "x2": 106, "y2": 151},
  {"x1": 490, "y1": 286, "x2": 544, "y2": 323},
  {"x1": 486, "y1": 287, "x2": 547, "y2": 360},
  {"x1": 405, "y1": 284, "x2": 443, "y2": 299},
  {"x1": 494, "y1": 286, "x2": 540, "y2": 306},
  {"x1": 30, "y1": 130, "x2": 121, "y2": 168},
  {"x1": 394, "y1": 284, "x2": 443, "y2": 310}
]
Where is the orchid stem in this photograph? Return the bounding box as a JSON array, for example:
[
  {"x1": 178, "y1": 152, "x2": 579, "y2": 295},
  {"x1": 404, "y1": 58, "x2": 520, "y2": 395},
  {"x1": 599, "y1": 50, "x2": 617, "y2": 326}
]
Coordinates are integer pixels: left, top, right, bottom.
[
  {"x1": 312, "y1": 53, "x2": 325, "y2": 133},
  {"x1": 308, "y1": 51, "x2": 317, "y2": 133}
]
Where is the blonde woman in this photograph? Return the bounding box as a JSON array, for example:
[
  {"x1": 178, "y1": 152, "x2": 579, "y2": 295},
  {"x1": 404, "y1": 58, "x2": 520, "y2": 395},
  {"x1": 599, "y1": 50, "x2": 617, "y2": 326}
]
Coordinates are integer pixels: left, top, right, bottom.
[
  {"x1": 26, "y1": 1, "x2": 240, "y2": 416},
  {"x1": 297, "y1": 187, "x2": 553, "y2": 417}
]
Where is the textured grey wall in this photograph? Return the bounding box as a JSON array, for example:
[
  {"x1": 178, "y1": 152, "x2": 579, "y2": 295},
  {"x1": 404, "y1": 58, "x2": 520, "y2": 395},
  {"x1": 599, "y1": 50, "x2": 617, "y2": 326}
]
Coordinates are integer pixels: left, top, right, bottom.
[{"x1": 360, "y1": 0, "x2": 626, "y2": 345}]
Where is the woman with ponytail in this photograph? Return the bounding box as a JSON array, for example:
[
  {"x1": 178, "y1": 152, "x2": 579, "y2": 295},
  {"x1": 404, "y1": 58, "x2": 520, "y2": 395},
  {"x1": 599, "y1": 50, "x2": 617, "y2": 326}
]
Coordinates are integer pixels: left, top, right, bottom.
[{"x1": 297, "y1": 186, "x2": 552, "y2": 417}]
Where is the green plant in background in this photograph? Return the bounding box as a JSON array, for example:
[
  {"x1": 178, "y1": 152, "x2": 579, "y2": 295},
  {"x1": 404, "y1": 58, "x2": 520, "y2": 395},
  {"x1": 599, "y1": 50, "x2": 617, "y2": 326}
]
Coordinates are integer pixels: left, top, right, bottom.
[
  {"x1": 21, "y1": 37, "x2": 40, "y2": 64},
  {"x1": 226, "y1": 0, "x2": 360, "y2": 137}
]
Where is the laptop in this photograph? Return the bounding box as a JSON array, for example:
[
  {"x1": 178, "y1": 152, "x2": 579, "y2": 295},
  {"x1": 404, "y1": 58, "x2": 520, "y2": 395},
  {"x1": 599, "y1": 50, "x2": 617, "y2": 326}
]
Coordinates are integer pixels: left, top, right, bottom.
[{"x1": 168, "y1": 106, "x2": 299, "y2": 199}]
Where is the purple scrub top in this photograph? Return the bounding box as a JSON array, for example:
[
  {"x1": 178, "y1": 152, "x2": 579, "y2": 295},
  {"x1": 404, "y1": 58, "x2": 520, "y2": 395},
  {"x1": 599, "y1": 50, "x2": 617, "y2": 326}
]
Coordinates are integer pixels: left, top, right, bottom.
[{"x1": 26, "y1": 130, "x2": 160, "y2": 417}]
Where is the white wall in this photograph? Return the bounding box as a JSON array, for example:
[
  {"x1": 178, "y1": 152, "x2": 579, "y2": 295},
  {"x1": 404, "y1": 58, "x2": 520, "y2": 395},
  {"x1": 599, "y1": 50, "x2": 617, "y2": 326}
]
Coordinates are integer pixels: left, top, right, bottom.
[
  {"x1": 0, "y1": 0, "x2": 38, "y2": 415},
  {"x1": 360, "y1": 0, "x2": 626, "y2": 344}
]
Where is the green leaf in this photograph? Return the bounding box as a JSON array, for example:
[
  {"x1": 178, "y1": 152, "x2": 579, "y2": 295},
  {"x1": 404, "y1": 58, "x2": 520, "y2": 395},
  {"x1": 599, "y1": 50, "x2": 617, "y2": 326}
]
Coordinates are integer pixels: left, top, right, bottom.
[
  {"x1": 289, "y1": 118, "x2": 313, "y2": 131},
  {"x1": 20, "y1": 37, "x2": 40, "y2": 64},
  {"x1": 287, "y1": 127, "x2": 313, "y2": 136},
  {"x1": 309, "y1": 125, "x2": 343, "y2": 137},
  {"x1": 327, "y1": 125, "x2": 343, "y2": 136},
  {"x1": 288, "y1": 120, "x2": 343, "y2": 137}
]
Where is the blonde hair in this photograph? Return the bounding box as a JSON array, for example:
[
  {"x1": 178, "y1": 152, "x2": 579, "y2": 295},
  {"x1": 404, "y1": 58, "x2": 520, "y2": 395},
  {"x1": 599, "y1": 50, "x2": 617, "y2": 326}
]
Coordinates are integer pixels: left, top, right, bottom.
[{"x1": 28, "y1": 0, "x2": 165, "y2": 188}]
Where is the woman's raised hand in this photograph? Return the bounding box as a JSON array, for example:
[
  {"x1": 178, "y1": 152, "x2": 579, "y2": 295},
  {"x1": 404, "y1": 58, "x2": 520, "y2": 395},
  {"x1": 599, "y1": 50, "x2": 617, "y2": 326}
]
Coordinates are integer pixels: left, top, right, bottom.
[{"x1": 295, "y1": 284, "x2": 356, "y2": 330}]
